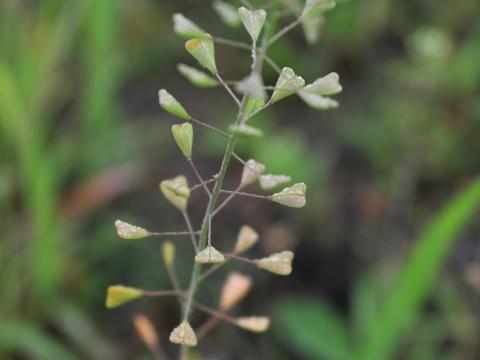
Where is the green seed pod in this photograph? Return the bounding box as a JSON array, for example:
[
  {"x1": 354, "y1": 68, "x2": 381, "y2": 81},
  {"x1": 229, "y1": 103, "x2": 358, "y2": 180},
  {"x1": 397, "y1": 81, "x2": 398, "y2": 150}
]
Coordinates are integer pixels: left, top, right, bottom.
[
  {"x1": 160, "y1": 175, "x2": 190, "y2": 211},
  {"x1": 114, "y1": 220, "x2": 150, "y2": 240},
  {"x1": 185, "y1": 37, "x2": 217, "y2": 74},
  {"x1": 172, "y1": 122, "x2": 193, "y2": 159},
  {"x1": 177, "y1": 63, "x2": 219, "y2": 88},
  {"x1": 270, "y1": 67, "x2": 305, "y2": 103},
  {"x1": 229, "y1": 124, "x2": 263, "y2": 138},
  {"x1": 105, "y1": 285, "x2": 143, "y2": 308},
  {"x1": 238, "y1": 7, "x2": 267, "y2": 42},
  {"x1": 173, "y1": 13, "x2": 208, "y2": 39},
  {"x1": 159, "y1": 89, "x2": 191, "y2": 120}
]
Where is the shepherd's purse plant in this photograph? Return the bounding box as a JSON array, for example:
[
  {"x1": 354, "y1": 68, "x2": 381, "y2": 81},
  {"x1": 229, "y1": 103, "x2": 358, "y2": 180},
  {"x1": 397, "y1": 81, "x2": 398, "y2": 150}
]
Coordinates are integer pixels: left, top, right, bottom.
[{"x1": 106, "y1": 0, "x2": 342, "y2": 358}]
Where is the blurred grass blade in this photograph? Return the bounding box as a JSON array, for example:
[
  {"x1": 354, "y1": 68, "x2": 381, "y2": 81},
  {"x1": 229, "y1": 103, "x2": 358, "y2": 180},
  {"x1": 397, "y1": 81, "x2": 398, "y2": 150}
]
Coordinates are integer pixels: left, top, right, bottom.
[
  {"x1": 275, "y1": 298, "x2": 350, "y2": 360},
  {"x1": 0, "y1": 320, "x2": 79, "y2": 360},
  {"x1": 358, "y1": 178, "x2": 480, "y2": 359}
]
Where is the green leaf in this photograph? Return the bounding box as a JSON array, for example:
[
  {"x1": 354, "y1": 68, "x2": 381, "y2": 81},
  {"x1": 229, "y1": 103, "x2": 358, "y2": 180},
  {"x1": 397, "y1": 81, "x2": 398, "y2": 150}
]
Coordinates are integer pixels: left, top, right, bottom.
[
  {"x1": 238, "y1": 7, "x2": 267, "y2": 42},
  {"x1": 213, "y1": 0, "x2": 241, "y2": 27},
  {"x1": 185, "y1": 37, "x2": 217, "y2": 74},
  {"x1": 177, "y1": 63, "x2": 219, "y2": 88},
  {"x1": 275, "y1": 298, "x2": 350, "y2": 360},
  {"x1": 357, "y1": 178, "x2": 480, "y2": 360}
]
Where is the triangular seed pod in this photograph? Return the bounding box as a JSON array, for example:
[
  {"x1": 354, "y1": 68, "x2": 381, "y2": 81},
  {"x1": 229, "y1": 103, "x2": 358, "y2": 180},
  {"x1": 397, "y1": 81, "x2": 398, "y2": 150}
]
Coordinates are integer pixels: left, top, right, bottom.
[
  {"x1": 238, "y1": 7, "x2": 267, "y2": 42},
  {"x1": 220, "y1": 272, "x2": 253, "y2": 310},
  {"x1": 185, "y1": 37, "x2": 217, "y2": 74},
  {"x1": 271, "y1": 183, "x2": 307, "y2": 208},
  {"x1": 172, "y1": 123, "x2": 193, "y2": 160},
  {"x1": 259, "y1": 174, "x2": 291, "y2": 190},
  {"x1": 235, "y1": 316, "x2": 270, "y2": 332},
  {"x1": 213, "y1": 0, "x2": 241, "y2": 27},
  {"x1": 160, "y1": 175, "x2": 190, "y2": 211},
  {"x1": 240, "y1": 159, "x2": 266, "y2": 187},
  {"x1": 105, "y1": 285, "x2": 143, "y2": 308},
  {"x1": 270, "y1": 67, "x2": 305, "y2": 103},
  {"x1": 233, "y1": 225, "x2": 259, "y2": 254},
  {"x1": 115, "y1": 220, "x2": 150, "y2": 240},
  {"x1": 169, "y1": 321, "x2": 197, "y2": 347},
  {"x1": 194, "y1": 245, "x2": 225, "y2": 264},
  {"x1": 257, "y1": 251, "x2": 294, "y2": 276},
  {"x1": 158, "y1": 89, "x2": 191, "y2": 120},
  {"x1": 173, "y1": 13, "x2": 208, "y2": 39},
  {"x1": 177, "y1": 63, "x2": 219, "y2": 88}
]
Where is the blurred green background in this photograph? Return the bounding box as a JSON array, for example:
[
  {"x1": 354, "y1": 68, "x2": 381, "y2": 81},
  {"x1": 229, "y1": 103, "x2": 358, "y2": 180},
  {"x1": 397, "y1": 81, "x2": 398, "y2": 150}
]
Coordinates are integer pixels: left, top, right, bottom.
[{"x1": 1, "y1": 0, "x2": 480, "y2": 359}]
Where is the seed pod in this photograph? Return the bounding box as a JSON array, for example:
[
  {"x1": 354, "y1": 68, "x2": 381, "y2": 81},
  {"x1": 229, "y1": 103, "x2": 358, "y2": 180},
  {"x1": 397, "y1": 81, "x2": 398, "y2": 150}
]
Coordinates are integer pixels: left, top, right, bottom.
[
  {"x1": 160, "y1": 175, "x2": 190, "y2": 211},
  {"x1": 229, "y1": 124, "x2": 263, "y2": 138},
  {"x1": 238, "y1": 7, "x2": 267, "y2": 42},
  {"x1": 173, "y1": 13, "x2": 208, "y2": 39},
  {"x1": 271, "y1": 183, "x2": 307, "y2": 208},
  {"x1": 259, "y1": 174, "x2": 291, "y2": 190},
  {"x1": 169, "y1": 321, "x2": 197, "y2": 347},
  {"x1": 270, "y1": 67, "x2": 305, "y2": 103},
  {"x1": 185, "y1": 37, "x2": 217, "y2": 74},
  {"x1": 235, "y1": 316, "x2": 270, "y2": 332},
  {"x1": 115, "y1": 220, "x2": 150, "y2": 240},
  {"x1": 162, "y1": 241, "x2": 175, "y2": 268},
  {"x1": 235, "y1": 73, "x2": 266, "y2": 100},
  {"x1": 133, "y1": 314, "x2": 159, "y2": 352},
  {"x1": 172, "y1": 123, "x2": 193, "y2": 159},
  {"x1": 158, "y1": 89, "x2": 191, "y2": 120},
  {"x1": 194, "y1": 245, "x2": 225, "y2": 264},
  {"x1": 257, "y1": 250, "x2": 294, "y2": 275},
  {"x1": 240, "y1": 159, "x2": 266, "y2": 187},
  {"x1": 213, "y1": 0, "x2": 241, "y2": 27},
  {"x1": 220, "y1": 272, "x2": 252, "y2": 310},
  {"x1": 177, "y1": 63, "x2": 218, "y2": 88},
  {"x1": 105, "y1": 285, "x2": 143, "y2": 308},
  {"x1": 233, "y1": 225, "x2": 259, "y2": 254},
  {"x1": 302, "y1": 0, "x2": 336, "y2": 17}
]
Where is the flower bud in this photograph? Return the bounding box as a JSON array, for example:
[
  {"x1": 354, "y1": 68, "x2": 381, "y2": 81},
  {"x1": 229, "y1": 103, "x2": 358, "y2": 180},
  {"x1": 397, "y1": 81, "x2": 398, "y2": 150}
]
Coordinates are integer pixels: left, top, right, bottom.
[
  {"x1": 238, "y1": 7, "x2": 267, "y2": 42},
  {"x1": 105, "y1": 285, "x2": 143, "y2": 308},
  {"x1": 240, "y1": 159, "x2": 266, "y2": 187},
  {"x1": 158, "y1": 89, "x2": 190, "y2": 120},
  {"x1": 115, "y1": 220, "x2": 150, "y2": 240},
  {"x1": 271, "y1": 183, "x2": 307, "y2": 208},
  {"x1": 257, "y1": 251, "x2": 294, "y2": 276},
  {"x1": 162, "y1": 241, "x2": 175, "y2": 268},
  {"x1": 259, "y1": 174, "x2": 291, "y2": 190},
  {"x1": 177, "y1": 63, "x2": 218, "y2": 88},
  {"x1": 220, "y1": 272, "x2": 252, "y2": 311},
  {"x1": 172, "y1": 123, "x2": 193, "y2": 159},
  {"x1": 185, "y1": 37, "x2": 217, "y2": 74},
  {"x1": 194, "y1": 245, "x2": 225, "y2": 264},
  {"x1": 233, "y1": 225, "x2": 259, "y2": 254},
  {"x1": 169, "y1": 320, "x2": 197, "y2": 347},
  {"x1": 235, "y1": 316, "x2": 270, "y2": 333},
  {"x1": 160, "y1": 175, "x2": 190, "y2": 211},
  {"x1": 270, "y1": 67, "x2": 305, "y2": 103},
  {"x1": 229, "y1": 124, "x2": 263, "y2": 138}
]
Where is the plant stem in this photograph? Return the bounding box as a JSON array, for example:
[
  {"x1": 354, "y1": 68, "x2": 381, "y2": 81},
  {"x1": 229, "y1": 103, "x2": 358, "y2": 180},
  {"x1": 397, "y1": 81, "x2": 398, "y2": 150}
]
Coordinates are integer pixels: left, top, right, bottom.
[
  {"x1": 150, "y1": 230, "x2": 200, "y2": 237},
  {"x1": 220, "y1": 190, "x2": 271, "y2": 200},
  {"x1": 215, "y1": 72, "x2": 241, "y2": 107},
  {"x1": 181, "y1": 211, "x2": 199, "y2": 253},
  {"x1": 188, "y1": 159, "x2": 211, "y2": 197},
  {"x1": 191, "y1": 117, "x2": 231, "y2": 138},
  {"x1": 266, "y1": 17, "x2": 302, "y2": 47}
]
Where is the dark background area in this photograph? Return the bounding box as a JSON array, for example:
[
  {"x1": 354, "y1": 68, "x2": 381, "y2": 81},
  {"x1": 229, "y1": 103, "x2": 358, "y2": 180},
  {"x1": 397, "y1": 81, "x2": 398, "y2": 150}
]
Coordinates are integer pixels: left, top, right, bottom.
[{"x1": 1, "y1": 0, "x2": 480, "y2": 359}]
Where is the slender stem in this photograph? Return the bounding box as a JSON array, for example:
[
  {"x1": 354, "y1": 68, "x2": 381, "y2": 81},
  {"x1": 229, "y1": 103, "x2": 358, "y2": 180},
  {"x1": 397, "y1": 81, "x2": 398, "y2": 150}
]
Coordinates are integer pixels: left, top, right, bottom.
[
  {"x1": 264, "y1": 55, "x2": 282, "y2": 74},
  {"x1": 143, "y1": 290, "x2": 182, "y2": 297},
  {"x1": 212, "y1": 36, "x2": 251, "y2": 50},
  {"x1": 165, "y1": 264, "x2": 182, "y2": 297},
  {"x1": 215, "y1": 72, "x2": 241, "y2": 107},
  {"x1": 197, "y1": 261, "x2": 225, "y2": 283},
  {"x1": 150, "y1": 230, "x2": 200, "y2": 237},
  {"x1": 181, "y1": 211, "x2": 199, "y2": 253},
  {"x1": 225, "y1": 252, "x2": 258, "y2": 265},
  {"x1": 242, "y1": 99, "x2": 272, "y2": 123},
  {"x1": 188, "y1": 159, "x2": 211, "y2": 197},
  {"x1": 212, "y1": 184, "x2": 243, "y2": 217},
  {"x1": 220, "y1": 189, "x2": 271, "y2": 200},
  {"x1": 190, "y1": 177, "x2": 217, "y2": 192},
  {"x1": 196, "y1": 317, "x2": 221, "y2": 339},
  {"x1": 191, "y1": 117, "x2": 231, "y2": 138},
  {"x1": 191, "y1": 302, "x2": 238, "y2": 326},
  {"x1": 266, "y1": 17, "x2": 302, "y2": 47}
]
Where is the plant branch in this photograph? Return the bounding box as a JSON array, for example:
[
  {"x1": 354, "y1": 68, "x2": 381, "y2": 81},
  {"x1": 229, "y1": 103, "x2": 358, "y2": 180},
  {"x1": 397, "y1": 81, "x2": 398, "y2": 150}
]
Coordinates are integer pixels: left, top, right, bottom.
[
  {"x1": 212, "y1": 36, "x2": 251, "y2": 50},
  {"x1": 266, "y1": 17, "x2": 302, "y2": 47},
  {"x1": 190, "y1": 177, "x2": 217, "y2": 192},
  {"x1": 188, "y1": 159, "x2": 211, "y2": 197},
  {"x1": 215, "y1": 72, "x2": 242, "y2": 107},
  {"x1": 181, "y1": 211, "x2": 199, "y2": 253},
  {"x1": 220, "y1": 189, "x2": 271, "y2": 200},
  {"x1": 150, "y1": 230, "x2": 201, "y2": 237},
  {"x1": 191, "y1": 117, "x2": 231, "y2": 138}
]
